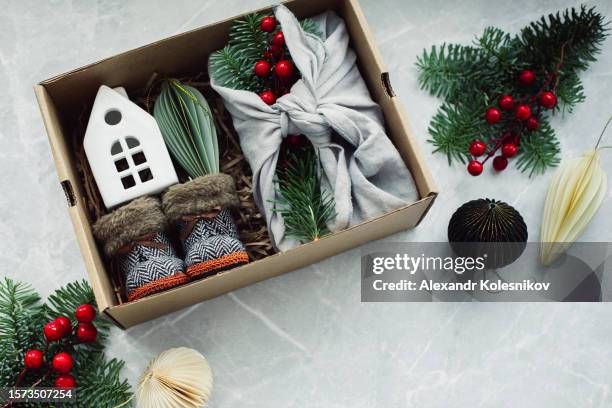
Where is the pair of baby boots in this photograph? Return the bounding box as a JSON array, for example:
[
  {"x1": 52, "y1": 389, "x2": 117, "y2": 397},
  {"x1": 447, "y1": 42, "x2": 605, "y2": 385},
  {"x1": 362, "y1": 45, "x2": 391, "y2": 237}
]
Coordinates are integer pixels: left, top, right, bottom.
[{"x1": 93, "y1": 174, "x2": 249, "y2": 301}]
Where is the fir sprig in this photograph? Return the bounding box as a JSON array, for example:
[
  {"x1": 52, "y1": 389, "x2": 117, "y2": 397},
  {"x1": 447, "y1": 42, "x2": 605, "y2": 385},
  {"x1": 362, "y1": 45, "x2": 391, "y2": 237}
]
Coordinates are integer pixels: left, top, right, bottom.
[
  {"x1": 0, "y1": 278, "x2": 132, "y2": 407},
  {"x1": 515, "y1": 120, "x2": 560, "y2": 176},
  {"x1": 72, "y1": 353, "x2": 132, "y2": 408},
  {"x1": 0, "y1": 279, "x2": 45, "y2": 388},
  {"x1": 272, "y1": 150, "x2": 336, "y2": 243},
  {"x1": 209, "y1": 45, "x2": 263, "y2": 93},
  {"x1": 210, "y1": 13, "x2": 322, "y2": 93},
  {"x1": 229, "y1": 13, "x2": 269, "y2": 62},
  {"x1": 417, "y1": 5, "x2": 608, "y2": 175}
]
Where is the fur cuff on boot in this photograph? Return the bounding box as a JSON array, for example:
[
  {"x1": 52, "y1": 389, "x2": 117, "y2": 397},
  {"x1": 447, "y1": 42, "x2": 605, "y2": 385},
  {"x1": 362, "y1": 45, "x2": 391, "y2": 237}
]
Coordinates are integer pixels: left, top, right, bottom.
[
  {"x1": 162, "y1": 173, "x2": 239, "y2": 223},
  {"x1": 93, "y1": 196, "x2": 166, "y2": 257}
]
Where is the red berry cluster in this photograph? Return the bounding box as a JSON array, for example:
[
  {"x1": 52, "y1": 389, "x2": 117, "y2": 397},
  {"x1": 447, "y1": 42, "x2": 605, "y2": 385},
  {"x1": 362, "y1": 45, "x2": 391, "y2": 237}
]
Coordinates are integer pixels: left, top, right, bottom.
[
  {"x1": 23, "y1": 304, "x2": 98, "y2": 389},
  {"x1": 256, "y1": 15, "x2": 304, "y2": 149},
  {"x1": 467, "y1": 69, "x2": 558, "y2": 176},
  {"x1": 255, "y1": 16, "x2": 296, "y2": 106}
]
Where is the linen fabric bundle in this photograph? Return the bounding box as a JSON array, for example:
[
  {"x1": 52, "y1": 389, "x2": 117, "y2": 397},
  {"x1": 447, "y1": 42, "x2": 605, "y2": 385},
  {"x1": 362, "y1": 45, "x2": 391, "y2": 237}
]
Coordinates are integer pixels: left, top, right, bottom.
[{"x1": 210, "y1": 5, "x2": 418, "y2": 250}]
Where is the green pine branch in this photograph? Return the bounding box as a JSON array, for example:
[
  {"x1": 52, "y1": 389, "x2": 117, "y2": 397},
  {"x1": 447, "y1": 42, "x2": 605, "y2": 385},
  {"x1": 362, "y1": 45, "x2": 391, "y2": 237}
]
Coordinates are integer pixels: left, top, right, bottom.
[
  {"x1": 210, "y1": 13, "x2": 322, "y2": 92},
  {"x1": 229, "y1": 13, "x2": 269, "y2": 62},
  {"x1": 555, "y1": 71, "x2": 585, "y2": 114},
  {"x1": 518, "y1": 5, "x2": 609, "y2": 74},
  {"x1": 0, "y1": 279, "x2": 46, "y2": 388},
  {"x1": 428, "y1": 95, "x2": 490, "y2": 164},
  {"x1": 515, "y1": 119, "x2": 560, "y2": 176},
  {"x1": 209, "y1": 45, "x2": 262, "y2": 92},
  {"x1": 417, "y1": 6, "x2": 608, "y2": 175},
  {"x1": 71, "y1": 352, "x2": 132, "y2": 408},
  {"x1": 272, "y1": 150, "x2": 336, "y2": 243},
  {"x1": 299, "y1": 19, "x2": 323, "y2": 38},
  {"x1": 0, "y1": 278, "x2": 132, "y2": 407},
  {"x1": 416, "y1": 43, "x2": 485, "y2": 99},
  {"x1": 44, "y1": 280, "x2": 111, "y2": 353}
]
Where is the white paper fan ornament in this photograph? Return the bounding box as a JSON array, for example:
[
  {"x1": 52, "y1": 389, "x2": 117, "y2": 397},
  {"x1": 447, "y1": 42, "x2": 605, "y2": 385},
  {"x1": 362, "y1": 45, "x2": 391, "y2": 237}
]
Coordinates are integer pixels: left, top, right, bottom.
[
  {"x1": 137, "y1": 347, "x2": 213, "y2": 408},
  {"x1": 539, "y1": 117, "x2": 611, "y2": 265}
]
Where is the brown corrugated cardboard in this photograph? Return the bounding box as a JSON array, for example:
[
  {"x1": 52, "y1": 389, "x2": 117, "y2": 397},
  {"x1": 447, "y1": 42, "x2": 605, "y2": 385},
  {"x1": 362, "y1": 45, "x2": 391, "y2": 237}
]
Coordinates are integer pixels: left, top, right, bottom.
[{"x1": 35, "y1": 0, "x2": 437, "y2": 328}]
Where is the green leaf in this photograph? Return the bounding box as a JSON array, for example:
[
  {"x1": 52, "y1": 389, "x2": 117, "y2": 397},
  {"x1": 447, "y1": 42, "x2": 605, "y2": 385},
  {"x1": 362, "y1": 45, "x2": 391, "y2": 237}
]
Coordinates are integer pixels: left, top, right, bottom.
[{"x1": 154, "y1": 79, "x2": 219, "y2": 178}]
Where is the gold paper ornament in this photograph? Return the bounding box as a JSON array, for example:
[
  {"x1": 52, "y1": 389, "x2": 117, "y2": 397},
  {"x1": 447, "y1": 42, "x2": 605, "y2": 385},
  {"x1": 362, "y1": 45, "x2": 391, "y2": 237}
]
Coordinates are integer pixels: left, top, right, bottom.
[{"x1": 137, "y1": 347, "x2": 213, "y2": 408}]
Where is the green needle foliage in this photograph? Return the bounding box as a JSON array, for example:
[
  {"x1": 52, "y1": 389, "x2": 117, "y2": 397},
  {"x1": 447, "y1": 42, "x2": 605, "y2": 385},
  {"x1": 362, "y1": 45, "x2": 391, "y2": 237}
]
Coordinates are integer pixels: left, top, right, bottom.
[
  {"x1": 417, "y1": 6, "x2": 608, "y2": 175},
  {"x1": 209, "y1": 45, "x2": 262, "y2": 93},
  {"x1": 154, "y1": 79, "x2": 219, "y2": 179},
  {"x1": 0, "y1": 278, "x2": 132, "y2": 407},
  {"x1": 272, "y1": 150, "x2": 336, "y2": 243},
  {"x1": 209, "y1": 13, "x2": 322, "y2": 93}
]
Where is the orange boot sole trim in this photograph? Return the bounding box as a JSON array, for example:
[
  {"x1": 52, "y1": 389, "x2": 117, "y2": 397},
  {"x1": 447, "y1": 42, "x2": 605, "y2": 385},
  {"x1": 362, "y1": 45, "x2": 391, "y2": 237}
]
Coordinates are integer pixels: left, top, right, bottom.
[
  {"x1": 127, "y1": 272, "x2": 190, "y2": 302},
  {"x1": 186, "y1": 251, "x2": 250, "y2": 279}
]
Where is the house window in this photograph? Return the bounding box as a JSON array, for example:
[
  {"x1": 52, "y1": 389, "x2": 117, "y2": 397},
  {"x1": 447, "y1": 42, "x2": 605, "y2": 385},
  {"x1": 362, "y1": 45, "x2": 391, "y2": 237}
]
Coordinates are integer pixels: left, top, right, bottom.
[{"x1": 110, "y1": 136, "x2": 153, "y2": 189}]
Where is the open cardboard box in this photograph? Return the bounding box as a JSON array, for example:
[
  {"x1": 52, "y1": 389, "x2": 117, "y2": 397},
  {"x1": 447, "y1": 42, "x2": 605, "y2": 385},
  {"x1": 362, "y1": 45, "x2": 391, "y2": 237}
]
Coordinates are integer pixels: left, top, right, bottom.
[{"x1": 34, "y1": 0, "x2": 437, "y2": 328}]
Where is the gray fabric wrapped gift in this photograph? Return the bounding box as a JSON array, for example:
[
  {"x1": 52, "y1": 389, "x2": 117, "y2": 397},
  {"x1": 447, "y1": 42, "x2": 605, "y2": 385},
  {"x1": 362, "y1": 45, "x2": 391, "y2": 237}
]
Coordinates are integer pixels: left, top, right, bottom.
[{"x1": 209, "y1": 5, "x2": 418, "y2": 251}]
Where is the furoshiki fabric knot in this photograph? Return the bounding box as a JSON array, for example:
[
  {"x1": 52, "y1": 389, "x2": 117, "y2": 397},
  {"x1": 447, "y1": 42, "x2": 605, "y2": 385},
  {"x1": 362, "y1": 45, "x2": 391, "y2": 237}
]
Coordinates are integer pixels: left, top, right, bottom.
[{"x1": 209, "y1": 5, "x2": 418, "y2": 251}]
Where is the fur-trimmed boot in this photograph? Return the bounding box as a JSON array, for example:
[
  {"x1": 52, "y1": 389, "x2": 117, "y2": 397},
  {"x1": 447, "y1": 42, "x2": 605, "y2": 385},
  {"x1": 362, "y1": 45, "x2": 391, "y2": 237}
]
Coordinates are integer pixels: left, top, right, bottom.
[
  {"x1": 93, "y1": 196, "x2": 189, "y2": 302},
  {"x1": 162, "y1": 174, "x2": 249, "y2": 279}
]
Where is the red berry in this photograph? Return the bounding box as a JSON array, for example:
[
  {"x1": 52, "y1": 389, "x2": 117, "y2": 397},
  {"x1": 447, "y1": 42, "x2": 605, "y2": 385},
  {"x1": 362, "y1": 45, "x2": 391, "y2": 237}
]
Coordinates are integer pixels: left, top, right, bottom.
[
  {"x1": 52, "y1": 352, "x2": 73, "y2": 373},
  {"x1": 260, "y1": 16, "x2": 276, "y2": 32},
  {"x1": 55, "y1": 316, "x2": 71, "y2": 335},
  {"x1": 525, "y1": 116, "x2": 539, "y2": 131},
  {"x1": 498, "y1": 95, "x2": 514, "y2": 111},
  {"x1": 539, "y1": 91, "x2": 557, "y2": 109},
  {"x1": 44, "y1": 321, "x2": 63, "y2": 342},
  {"x1": 287, "y1": 134, "x2": 302, "y2": 145},
  {"x1": 76, "y1": 323, "x2": 97, "y2": 343},
  {"x1": 274, "y1": 60, "x2": 294, "y2": 80},
  {"x1": 493, "y1": 155, "x2": 508, "y2": 171},
  {"x1": 485, "y1": 107, "x2": 501, "y2": 125},
  {"x1": 263, "y1": 51, "x2": 273, "y2": 60},
  {"x1": 501, "y1": 143, "x2": 518, "y2": 158},
  {"x1": 75, "y1": 304, "x2": 96, "y2": 323},
  {"x1": 514, "y1": 104, "x2": 531, "y2": 121},
  {"x1": 469, "y1": 140, "x2": 486, "y2": 157},
  {"x1": 24, "y1": 350, "x2": 44, "y2": 369},
  {"x1": 254, "y1": 60, "x2": 270, "y2": 78},
  {"x1": 272, "y1": 31, "x2": 285, "y2": 47},
  {"x1": 54, "y1": 374, "x2": 76, "y2": 389},
  {"x1": 467, "y1": 160, "x2": 483, "y2": 176},
  {"x1": 518, "y1": 70, "x2": 536, "y2": 86},
  {"x1": 259, "y1": 90, "x2": 277, "y2": 105},
  {"x1": 269, "y1": 43, "x2": 282, "y2": 55}
]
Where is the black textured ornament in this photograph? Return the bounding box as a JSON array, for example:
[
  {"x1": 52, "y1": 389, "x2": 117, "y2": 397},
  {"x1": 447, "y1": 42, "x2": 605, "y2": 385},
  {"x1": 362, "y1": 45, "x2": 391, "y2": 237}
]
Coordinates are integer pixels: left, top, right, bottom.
[{"x1": 448, "y1": 198, "x2": 528, "y2": 268}]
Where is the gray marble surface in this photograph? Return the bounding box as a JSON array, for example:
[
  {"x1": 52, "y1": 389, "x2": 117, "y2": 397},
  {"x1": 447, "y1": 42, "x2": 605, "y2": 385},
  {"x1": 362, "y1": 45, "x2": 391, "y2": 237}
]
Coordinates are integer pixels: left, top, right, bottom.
[{"x1": 2, "y1": 0, "x2": 612, "y2": 406}]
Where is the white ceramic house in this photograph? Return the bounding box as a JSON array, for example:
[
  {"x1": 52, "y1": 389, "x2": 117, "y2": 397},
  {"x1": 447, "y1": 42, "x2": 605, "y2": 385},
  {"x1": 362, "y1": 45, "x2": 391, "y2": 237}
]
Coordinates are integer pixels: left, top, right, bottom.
[{"x1": 84, "y1": 85, "x2": 178, "y2": 209}]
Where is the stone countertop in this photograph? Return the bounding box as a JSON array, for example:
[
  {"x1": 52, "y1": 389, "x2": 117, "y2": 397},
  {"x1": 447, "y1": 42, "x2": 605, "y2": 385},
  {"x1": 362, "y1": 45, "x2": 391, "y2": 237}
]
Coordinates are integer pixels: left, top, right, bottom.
[{"x1": 2, "y1": 0, "x2": 611, "y2": 406}]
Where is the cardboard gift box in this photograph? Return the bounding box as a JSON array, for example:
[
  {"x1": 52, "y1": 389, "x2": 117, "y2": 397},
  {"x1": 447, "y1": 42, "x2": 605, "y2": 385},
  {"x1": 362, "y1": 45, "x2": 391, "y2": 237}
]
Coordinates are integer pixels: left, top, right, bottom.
[{"x1": 35, "y1": 0, "x2": 437, "y2": 328}]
